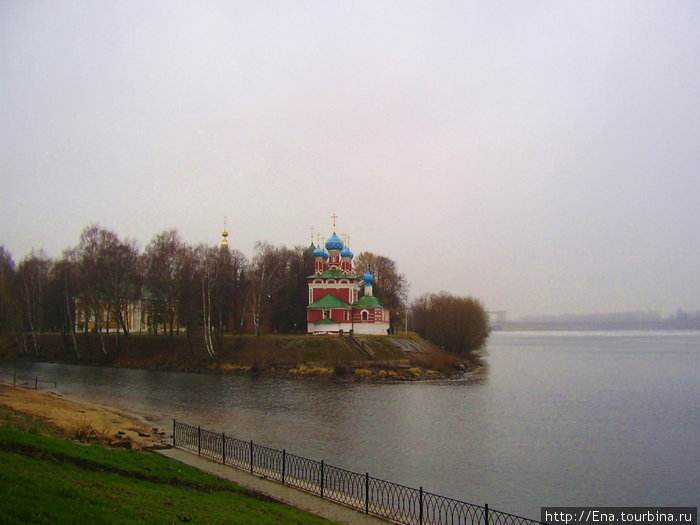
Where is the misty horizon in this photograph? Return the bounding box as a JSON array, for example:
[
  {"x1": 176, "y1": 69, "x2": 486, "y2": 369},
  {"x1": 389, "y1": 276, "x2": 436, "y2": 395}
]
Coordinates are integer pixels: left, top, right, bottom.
[{"x1": 2, "y1": 2, "x2": 698, "y2": 319}]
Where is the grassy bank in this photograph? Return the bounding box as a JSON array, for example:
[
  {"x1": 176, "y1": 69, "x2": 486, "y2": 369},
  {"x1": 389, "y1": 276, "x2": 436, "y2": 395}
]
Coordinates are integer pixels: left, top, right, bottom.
[
  {"x1": 0, "y1": 406, "x2": 337, "y2": 524},
  {"x1": 0, "y1": 332, "x2": 471, "y2": 380}
]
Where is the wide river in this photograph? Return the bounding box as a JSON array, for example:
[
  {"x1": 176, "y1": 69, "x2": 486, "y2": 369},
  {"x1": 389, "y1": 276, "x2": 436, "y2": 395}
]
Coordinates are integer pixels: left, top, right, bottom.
[{"x1": 2, "y1": 331, "x2": 698, "y2": 520}]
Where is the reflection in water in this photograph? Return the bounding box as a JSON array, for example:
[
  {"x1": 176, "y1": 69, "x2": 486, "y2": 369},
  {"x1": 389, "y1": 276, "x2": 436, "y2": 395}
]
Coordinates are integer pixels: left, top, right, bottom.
[{"x1": 2, "y1": 331, "x2": 698, "y2": 520}]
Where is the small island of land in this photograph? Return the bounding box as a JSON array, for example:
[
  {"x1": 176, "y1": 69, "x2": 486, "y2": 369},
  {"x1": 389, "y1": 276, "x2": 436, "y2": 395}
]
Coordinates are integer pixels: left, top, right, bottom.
[{"x1": 0, "y1": 331, "x2": 481, "y2": 382}]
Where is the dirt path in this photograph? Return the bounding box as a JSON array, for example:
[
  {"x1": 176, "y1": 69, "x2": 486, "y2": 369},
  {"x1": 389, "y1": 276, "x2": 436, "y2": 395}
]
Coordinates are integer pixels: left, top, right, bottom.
[{"x1": 0, "y1": 383, "x2": 168, "y2": 450}]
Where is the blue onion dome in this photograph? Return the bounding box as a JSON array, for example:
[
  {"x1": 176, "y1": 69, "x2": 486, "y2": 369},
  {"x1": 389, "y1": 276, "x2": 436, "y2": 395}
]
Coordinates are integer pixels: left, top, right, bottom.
[
  {"x1": 363, "y1": 271, "x2": 374, "y2": 284},
  {"x1": 340, "y1": 245, "x2": 354, "y2": 258},
  {"x1": 322, "y1": 249, "x2": 329, "y2": 259},
  {"x1": 313, "y1": 245, "x2": 325, "y2": 258},
  {"x1": 325, "y1": 232, "x2": 344, "y2": 251}
]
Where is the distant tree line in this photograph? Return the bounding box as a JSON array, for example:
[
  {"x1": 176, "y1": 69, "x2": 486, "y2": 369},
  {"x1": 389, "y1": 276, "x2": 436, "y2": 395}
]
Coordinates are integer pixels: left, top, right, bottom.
[{"x1": 0, "y1": 224, "x2": 417, "y2": 357}]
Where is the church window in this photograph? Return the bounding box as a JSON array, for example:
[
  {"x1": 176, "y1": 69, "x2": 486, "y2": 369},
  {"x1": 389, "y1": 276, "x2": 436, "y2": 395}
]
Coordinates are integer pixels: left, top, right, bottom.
[
  {"x1": 361, "y1": 310, "x2": 369, "y2": 321},
  {"x1": 323, "y1": 309, "x2": 330, "y2": 319}
]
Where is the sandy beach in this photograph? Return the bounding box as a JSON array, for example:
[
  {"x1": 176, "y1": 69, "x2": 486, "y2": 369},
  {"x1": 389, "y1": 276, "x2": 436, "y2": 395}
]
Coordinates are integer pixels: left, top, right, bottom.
[{"x1": 0, "y1": 382, "x2": 169, "y2": 450}]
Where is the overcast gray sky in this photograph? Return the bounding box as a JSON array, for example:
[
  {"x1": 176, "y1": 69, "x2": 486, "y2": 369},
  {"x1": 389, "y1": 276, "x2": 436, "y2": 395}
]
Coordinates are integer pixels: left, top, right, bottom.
[{"x1": 1, "y1": 1, "x2": 698, "y2": 319}]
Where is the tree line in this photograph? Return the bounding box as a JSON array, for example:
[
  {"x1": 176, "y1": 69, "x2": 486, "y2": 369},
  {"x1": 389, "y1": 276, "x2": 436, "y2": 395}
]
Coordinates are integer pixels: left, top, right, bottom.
[{"x1": 0, "y1": 224, "x2": 414, "y2": 357}]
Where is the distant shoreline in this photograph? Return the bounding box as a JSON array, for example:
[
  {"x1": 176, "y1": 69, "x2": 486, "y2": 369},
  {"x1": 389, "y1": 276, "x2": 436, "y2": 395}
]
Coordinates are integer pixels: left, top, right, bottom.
[{"x1": 496, "y1": 322, "x2": 700, "y2": 332}]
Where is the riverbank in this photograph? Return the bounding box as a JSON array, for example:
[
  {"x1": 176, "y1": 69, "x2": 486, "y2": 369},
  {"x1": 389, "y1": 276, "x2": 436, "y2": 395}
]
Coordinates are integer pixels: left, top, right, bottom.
[
  {"x1": 0, "y1": 383, "x2": 167, "y2": 450},
  {"x1": 0, "y1": 408, "x2": 343, "y2": 524},
  {"x1": 0, "y1": 332, "x2": 476, "y2": 381},
  {"x1": 0, "y1": 384, "x2": 394, "y2": 524}
]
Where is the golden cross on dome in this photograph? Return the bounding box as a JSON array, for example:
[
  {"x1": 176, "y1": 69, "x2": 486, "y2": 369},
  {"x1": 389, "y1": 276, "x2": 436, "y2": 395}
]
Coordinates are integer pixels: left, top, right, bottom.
[
  {"x1": 331, "y1": 213, "x2": 338, "y2": 232},
  {"x1": 310, "y1": 226, "x2": 315, "y2": 245}
]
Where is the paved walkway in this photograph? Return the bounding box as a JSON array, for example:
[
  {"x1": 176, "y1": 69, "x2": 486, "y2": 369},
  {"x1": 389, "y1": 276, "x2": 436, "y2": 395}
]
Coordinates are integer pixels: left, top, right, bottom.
[{"x1": 154, "y1": 447, "x2": 393, "y2": 525}]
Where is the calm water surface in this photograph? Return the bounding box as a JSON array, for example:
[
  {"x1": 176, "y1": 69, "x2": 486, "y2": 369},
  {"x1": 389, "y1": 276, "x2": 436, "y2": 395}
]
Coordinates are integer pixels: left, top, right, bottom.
[{"x1": 3, "y1": 331, "x2": 698, "y2": 519}]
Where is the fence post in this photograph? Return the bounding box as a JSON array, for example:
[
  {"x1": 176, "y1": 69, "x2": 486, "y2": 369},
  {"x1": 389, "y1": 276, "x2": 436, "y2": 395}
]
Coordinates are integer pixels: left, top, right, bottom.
[
  {"x1": 419, "y1": 486, "x2": 423, "y2": 525},
  {"x1": 222, "y1": 432, "x2": 226, "y2": 465},
  {"x1": 35, "y1": 376, "x2": 38, "y2": 389},
  {"x1": 485, "y1": 503, "x2": 489, "y2": 525},
  {"x1": 320, "y1": 460, "x2": 324, "y2": 498},
  {"x1": 13, "y1": 373, "x2": 16, "y2": 388},
  {"x1": 365, "y1": 472, "x2": 369, "y2": 514},
  {"x1": 198, "y1": 426, "x2": 201, "y2": 456},
  {"x1": 172, "y1": 420, "x2": 176, "y2": 448},
  {"x1": 250, "y1": 440, "x2": 254, "y2": 474},
  {"x1": 282, "y1": 449, "x2": 286, "y2": 485}
]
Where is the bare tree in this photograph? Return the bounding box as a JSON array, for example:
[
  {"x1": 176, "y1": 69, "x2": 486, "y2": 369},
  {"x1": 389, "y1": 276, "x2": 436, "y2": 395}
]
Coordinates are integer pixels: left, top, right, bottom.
[
  {"x1": 411, "y1": 292, "x2": 490, "y2": 357},
  {"x1": 102, "y1": 233, "x2": 140, "y2": 343},
  {"x1": 48, "y1": 254, "x2": 80, "y2": 357},
  {"x1": 73, "y1": 224, "x2": 140, "y2": 354},
  {"x1": 228, "y1": 247, "x2": 248, "y2": 335},
  {"x1": 141, "y1": 229, "x2": 187, "y2": 335},
  {"x1": 174, "y1": 244, "x2": 200, "y2": 349},
  {"x1": 353, "y1": 251, "x2": 409, "y2": 331},
  {"x1": 194, "y1": 245, "x2": 218, "y2": 357},
  {"x1": 248, "y1": 242, "x2": 296, "y2": 335},
  {"x1": 0, "y1": 246, "x2": 20, "y2": 335},
  {"x1": 17, "y1": 250, "x2": 52, "y2": 354}
]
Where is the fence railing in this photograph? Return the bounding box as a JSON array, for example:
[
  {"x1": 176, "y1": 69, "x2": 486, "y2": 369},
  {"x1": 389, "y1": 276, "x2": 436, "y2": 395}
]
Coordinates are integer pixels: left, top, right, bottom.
[{"x1": 173, "y1": 420, "x2": 543, "y2": 525}]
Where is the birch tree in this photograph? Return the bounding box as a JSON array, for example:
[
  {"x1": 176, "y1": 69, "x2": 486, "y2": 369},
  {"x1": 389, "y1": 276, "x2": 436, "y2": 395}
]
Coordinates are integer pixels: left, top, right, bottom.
[
  {"x1": 17, "y1": 250, "x2": 52, "y2": 354},
  {"x1": 194, "y1": 245, "x2": 218, "y2": 357}
]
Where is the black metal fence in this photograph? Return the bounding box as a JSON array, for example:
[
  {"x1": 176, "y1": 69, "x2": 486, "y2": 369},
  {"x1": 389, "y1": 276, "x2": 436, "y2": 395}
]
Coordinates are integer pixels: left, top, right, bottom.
[{"x1": 173, "y1": 420, "x2": 543, "y2": 525}]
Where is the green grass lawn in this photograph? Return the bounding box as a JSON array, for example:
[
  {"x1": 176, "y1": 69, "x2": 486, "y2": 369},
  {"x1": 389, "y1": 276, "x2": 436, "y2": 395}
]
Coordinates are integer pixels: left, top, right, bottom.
[{"x1": 0, "y1": 410, "x2": 337, "y2": 524}]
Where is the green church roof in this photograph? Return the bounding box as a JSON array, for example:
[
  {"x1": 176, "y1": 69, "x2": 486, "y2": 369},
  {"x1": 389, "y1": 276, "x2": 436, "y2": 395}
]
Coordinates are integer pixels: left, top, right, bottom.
[
  {"x1": 307, "y1": 294, "x2": 353, "y2": 309},
  {"x1": 355, "y1": 295, "x2": 386, "y2": 308}
]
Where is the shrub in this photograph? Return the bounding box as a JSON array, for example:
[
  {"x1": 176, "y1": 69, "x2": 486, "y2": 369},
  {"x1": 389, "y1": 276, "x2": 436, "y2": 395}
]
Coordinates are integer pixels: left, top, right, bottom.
[
  {"x1": 410, "y1": 292, "x2": 490, "y2": 357},
  {"x1": 71, "y1": 420, "x2": 102, "y2": 442}
]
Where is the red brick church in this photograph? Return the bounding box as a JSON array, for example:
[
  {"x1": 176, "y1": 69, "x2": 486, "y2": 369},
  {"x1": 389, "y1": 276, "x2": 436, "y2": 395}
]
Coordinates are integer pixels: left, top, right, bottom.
[{"x1": 307, "y1": 218, "x2": 390, "y2": 335}]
